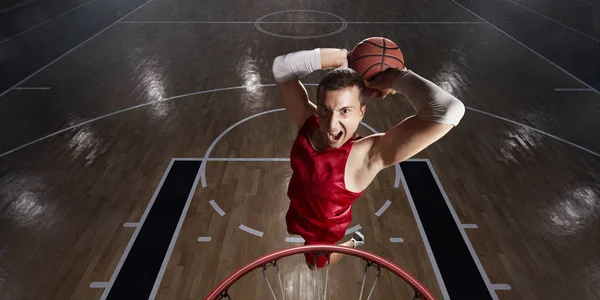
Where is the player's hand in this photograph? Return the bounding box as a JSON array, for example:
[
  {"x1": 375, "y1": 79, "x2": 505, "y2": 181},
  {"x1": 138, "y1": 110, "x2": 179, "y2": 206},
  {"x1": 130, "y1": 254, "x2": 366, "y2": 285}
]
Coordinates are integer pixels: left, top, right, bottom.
[
  {"x1": 340, "y1": 49, "x2": 349, "y2": 68},
  {"x1": 320, "y1": 48, "x2": 350, "y2": 69},
  {"x1": 343, "y1": 49, "x2": 351, "y2": 68},
  {"x1": 364, "y1": 68, "x2": 402, "y2": 99}
]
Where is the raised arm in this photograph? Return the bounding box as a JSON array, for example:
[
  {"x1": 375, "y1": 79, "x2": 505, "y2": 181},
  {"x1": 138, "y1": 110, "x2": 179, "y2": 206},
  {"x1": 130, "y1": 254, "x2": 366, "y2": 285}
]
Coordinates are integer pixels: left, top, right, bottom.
[
  {"x1": 365, "y1": 69, "x2": 466, "y2": 169},
  {"x1": 272, "y1": 48, "x2": 348, "y2": 127}
]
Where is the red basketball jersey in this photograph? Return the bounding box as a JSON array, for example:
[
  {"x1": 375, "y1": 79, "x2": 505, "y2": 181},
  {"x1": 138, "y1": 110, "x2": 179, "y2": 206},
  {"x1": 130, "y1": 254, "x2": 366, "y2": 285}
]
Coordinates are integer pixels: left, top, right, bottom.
[{"x1": 286, "y1": 115, "x2": 365, "y2": 243}]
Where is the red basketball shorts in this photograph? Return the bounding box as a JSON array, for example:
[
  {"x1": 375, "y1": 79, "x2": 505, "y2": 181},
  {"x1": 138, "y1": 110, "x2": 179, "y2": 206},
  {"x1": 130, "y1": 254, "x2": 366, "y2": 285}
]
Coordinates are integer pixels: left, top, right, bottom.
[{"x1": 285, "y1": 207, "x2": 345, "y2": 268}]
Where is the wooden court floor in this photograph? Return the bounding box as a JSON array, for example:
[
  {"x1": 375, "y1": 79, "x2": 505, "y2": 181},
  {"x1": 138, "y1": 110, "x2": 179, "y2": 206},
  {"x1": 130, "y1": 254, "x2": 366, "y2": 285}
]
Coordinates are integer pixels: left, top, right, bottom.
[{"x1": 1, "y1": 0, "x2": 599, "y2": 299}]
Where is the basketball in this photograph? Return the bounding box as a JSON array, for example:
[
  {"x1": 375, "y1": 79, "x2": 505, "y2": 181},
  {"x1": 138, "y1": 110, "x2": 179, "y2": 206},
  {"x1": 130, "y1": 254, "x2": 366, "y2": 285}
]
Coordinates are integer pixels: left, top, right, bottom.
[
  {"x1": 349, "y1": 37, "x2": 404, "y2": 97},
  {"x1": 349, "y1": 37, "x2": 404, "y2": 81}
]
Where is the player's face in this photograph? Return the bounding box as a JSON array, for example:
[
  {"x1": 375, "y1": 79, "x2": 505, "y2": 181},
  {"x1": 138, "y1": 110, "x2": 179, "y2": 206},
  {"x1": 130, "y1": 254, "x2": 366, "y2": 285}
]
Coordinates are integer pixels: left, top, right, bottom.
[{"x1": 317, "y1": 86, "x2": 366, "y2": 148}]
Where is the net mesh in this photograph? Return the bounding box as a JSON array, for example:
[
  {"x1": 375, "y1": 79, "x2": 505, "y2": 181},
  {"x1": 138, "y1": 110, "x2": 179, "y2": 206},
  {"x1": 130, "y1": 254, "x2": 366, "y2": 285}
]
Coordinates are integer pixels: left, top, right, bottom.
[{"x1": 207, "y1": 245, "x2": 435, "y2": 300}]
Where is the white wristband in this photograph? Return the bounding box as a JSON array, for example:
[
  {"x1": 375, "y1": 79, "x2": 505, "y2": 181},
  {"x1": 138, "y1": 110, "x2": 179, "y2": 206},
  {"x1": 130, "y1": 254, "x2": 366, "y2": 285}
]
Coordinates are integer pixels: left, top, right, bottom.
[
  {"x1": 393, "y1": 70, "x2": 465, "y2": 126},
  {"x1": 272, "y1": 49, "x2": 321, "y2": 82}
]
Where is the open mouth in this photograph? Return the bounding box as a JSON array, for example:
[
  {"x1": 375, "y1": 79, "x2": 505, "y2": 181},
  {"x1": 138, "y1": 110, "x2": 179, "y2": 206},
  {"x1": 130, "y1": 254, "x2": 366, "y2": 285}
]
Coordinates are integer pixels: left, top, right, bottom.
[{"x1": 326, "y1": 130, "x2": 343, "y2": 144}]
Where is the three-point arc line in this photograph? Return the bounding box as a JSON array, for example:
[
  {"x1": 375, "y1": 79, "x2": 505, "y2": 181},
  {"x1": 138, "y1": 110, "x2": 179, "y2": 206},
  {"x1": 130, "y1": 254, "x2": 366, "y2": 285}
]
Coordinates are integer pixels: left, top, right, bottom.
[
  {"x1": 375, "y1": 200, "x2": 392, "y2": 217},
  {"x1": 209, "y1": 200, "x2": 225, "y2": 216},
  {"x1": 345, "y1": 224, "x2": 362, "y2": 235},
  {"x1": 238, "y1": 224, "x2": 264, "y2": 237},
  {"x1": 197, "y1": 107, "x2": 406, "y2": 189}
]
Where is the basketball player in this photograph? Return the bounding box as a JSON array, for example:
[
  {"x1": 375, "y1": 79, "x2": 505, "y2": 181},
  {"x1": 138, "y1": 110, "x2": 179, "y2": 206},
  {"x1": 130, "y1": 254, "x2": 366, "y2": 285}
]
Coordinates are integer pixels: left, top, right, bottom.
[{"x1": 272, "y1": 48, "x2": 465, "y2": 269}]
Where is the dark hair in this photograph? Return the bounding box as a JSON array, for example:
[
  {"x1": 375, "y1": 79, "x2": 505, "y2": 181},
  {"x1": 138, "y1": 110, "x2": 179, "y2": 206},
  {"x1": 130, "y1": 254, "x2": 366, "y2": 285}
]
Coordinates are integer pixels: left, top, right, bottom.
[{"x1": 317, "y1": 67, "x2": 366, "y2": 105}]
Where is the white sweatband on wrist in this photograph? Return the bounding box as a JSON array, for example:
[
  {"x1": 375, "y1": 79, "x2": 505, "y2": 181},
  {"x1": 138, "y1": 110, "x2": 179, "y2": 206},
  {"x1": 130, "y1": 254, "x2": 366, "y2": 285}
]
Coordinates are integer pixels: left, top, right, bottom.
[
  {"x1": 272, "y1": 49, "x2": 321, "y2": 82},
  {"x1": 392, "y1": 70, "x2": 465, "y2": 126}
]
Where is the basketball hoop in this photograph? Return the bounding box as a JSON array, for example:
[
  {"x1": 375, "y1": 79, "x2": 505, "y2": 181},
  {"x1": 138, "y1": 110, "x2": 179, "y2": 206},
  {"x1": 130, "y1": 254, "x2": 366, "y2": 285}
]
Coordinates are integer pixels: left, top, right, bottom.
[{"x1": 204, "y1": 245, "x2": 436, "y2": 300}]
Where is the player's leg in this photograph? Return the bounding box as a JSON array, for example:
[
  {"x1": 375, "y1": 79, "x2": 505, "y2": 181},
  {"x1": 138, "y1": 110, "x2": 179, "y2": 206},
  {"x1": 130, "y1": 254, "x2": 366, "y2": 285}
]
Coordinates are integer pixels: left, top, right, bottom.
[
  {"x1": 305, "y1": 232, "x2": 366, "y2": 269},
  {"x1": 328, "y1": 231, "x2": 365, "y2": 265}
]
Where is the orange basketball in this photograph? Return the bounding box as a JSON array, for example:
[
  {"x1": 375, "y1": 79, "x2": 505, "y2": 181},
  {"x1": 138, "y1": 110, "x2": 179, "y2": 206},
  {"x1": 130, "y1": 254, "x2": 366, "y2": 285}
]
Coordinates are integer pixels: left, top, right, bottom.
[
  {"x1": 349, "y1": 37, "x2": 404, "y2": 97},
  {"x1": 349, "y1": 37, "x2": 404, "y2": 80}
]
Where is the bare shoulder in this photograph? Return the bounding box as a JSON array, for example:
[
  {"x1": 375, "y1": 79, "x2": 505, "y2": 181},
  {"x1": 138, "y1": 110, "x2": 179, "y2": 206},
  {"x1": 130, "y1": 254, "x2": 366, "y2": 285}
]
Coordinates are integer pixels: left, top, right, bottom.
[
  {"x1": 345, "y1": 133, "x2": 385, "y2": 192},
  {"x1": 352, "y1": 134, "x2": 382, "y2": 154},
  {"x1": 351, "y1": 133, "x2": 388, "y2": 170}
]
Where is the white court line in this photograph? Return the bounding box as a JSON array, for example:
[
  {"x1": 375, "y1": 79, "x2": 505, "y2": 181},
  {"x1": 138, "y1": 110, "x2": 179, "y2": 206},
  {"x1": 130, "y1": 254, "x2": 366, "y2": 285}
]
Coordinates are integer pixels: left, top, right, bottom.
[
  {"x1": 209, "y1": 200, "x2": 225, "y2": 216},
  {"x1": 393, "y1": 164, "x2": 401, "y2": 188},
  {"x1": 0, "y1": 85, "x2": 263, "y2": 159},
  {"x1": 0, "y1": 0, "x2": 38, "y2": 14},
  {"x1": 285, "y1": 236, "x2": 305, "y2": 243},
  {"x1": 491, "y1": 284, "x2": 512, "y2": 291},
  {"x1": 359, "y1": 121, "x2": 379, "y2": 134},
  {"x1": 197, "y1": 237, "x2": 212, "y2": 242},
  {"x1": 345, "y1": 224, "x2": 362, "y2": 235},
  {"x1": 11, "y1": 87, "x2": 51, "y2": 90},
  {"x1": 197, "y1": 108, "x2": 398, "y2": 187},
  {"x1": 239, "y1": 224, "x2": 264, "y2": 237},
  {"x1": 119, "y1": 21, "x2": 256, "y2": 24},
  {"x1": 389, "y1": 237, "x2": 404, "y2": 243},
  {"x1": 89, "y1": 282, "x2": 109, "y2": 288},
  {"x1": 148, "y1": 160, "x2": 203, "y2": 299},
  {"x1": 575, "y1": 0, "x2": 600, "y2": 9},
  {"x1": 99, "y1": 159, "x2": 175, "y2": 300},
  {"x1": 173, "y1": 157, "x2": 290, "y2": 161},
  {"x1": 425, "y1": 159, "x2": 498, "y2": 300},
  {"x1": 506, "y1": 0, "x2": 598, "y2": 42},
  {"x1": 405, "y1": 158, "x2": 429, "y2": 162},
  {"x1": 398, "y1": 167, "x2": 450, "y2": 300},
  {"x1": 0, "y1": 0, "x2": 152, "y2": 100},
  {"x1": 374, "y1": 200, "x2": 392, "y2": 217},
  {"x1": 347, "y1": 21, "x2": 485, "y2": 24},
  {"x1": 254, "y1": 10, "x2": 346, "y2": 40},
  {"x1": 171, "y1": 157, "x2": 205, "y2": 161},
  {"x1": 466, "y1": 107, "x2": 600, "y2": 158},
  {"x1": 461, "y1": 224, "x2": 478, "y2": 229},
  {"x1": 392, "y1": 159, "x2": 429, "y2": 188},
  {"x1": 451, "y1": 0, "x2": 600, "y2": 96},
  {"x1": 2, "y1": 84, "x2": 597, "y2": 161},
  {"x1": 119, "y1": 21, "x2": 485, "y2": 24},
  {"x1": 200, "y1": 108, "x2": 286, "y2": 187},
  {"x1": 554, "y1": 88, "x2": 594, "y2": 92},
  {"x1": 0, "y1": 0, "x2": 98, "y2": 45},
  {"x1": 122, "y1": 222, "x2": 139, "y2": 228}
]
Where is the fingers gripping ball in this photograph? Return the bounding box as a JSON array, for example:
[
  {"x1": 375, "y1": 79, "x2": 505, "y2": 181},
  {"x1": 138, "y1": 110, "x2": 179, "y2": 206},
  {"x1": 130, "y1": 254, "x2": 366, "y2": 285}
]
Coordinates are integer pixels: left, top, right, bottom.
[{"x1": 349, "y1": 37, "x2": 404, "y2": 97}]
